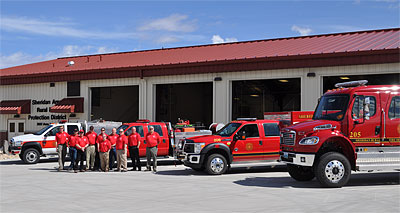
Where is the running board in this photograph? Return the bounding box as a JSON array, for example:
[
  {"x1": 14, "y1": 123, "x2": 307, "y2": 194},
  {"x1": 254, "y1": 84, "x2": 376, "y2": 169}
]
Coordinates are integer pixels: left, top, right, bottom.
[{"x1": 356, "y1": 146, "x2": 400, "y2": 171}]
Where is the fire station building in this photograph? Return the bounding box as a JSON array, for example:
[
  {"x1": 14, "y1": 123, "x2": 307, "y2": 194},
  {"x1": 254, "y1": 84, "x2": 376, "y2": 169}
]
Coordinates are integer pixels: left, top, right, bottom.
[{"x1": 1, "y1": 28, "x2": 399, "y2": 142}]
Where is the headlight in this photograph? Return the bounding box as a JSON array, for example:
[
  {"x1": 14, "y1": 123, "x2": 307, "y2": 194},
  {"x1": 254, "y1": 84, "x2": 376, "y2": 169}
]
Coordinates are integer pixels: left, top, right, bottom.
[
  {"x1": 299, "y1": 137, "x2": 319, "y2": 145},
  {"x1": 13, "y1": 141, "x2": 22, "y2": 146},
  {"x1": 194, "y1": 143, "x2": 205, "y2": 154}
]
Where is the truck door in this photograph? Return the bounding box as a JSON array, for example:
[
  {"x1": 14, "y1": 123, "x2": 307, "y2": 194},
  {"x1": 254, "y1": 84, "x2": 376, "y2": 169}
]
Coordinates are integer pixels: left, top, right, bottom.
[
  {"x1": 385, "y1": 95, "x2": 400, "y2": 145},
  {"x1": 43, "y1": 125, "x2": 63, "y2": 150},
  {"x1": 261, "y1": 122, "x2": 281, "y2": 160},
  {"x1": 125, "y1": 125, "x2": 146, "y2": 157},
  {"x1": 348, "y1": 94, "x2": 380, "y2": 146},
  {"x1": 232, "y1": 124, "x2": 264, "y2": 162}
]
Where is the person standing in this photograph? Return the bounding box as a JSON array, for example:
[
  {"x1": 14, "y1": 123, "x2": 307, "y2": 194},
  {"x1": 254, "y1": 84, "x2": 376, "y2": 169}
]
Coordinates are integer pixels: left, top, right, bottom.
[
  {"x1": 108, "y1": 128, "x2": 118, "y2": 170},
  {"x1": 115, "y1": 129, "x2": 128, "y2": 172},
  {"x1": 85, "y1": 126, "x2": 98, "y2": 171},
  {"x1": 68, "y1": 129, "x2": 79, "y2": 171},
  {"x1": 95, "y1": 128, "x2": 108, "y2": 171},
  {"x1": 75, "y1": 130, "x2": 88, "y2": 173},
  {"x1": 98, "y1": 134, "x2": 112, "y2": 172},
  {"x1": 55, "y1": 126, "x2": 69, "y2": 171},
  {"x1": 128, "y1": 127, "x2": 141, "y2": 171},
  {"x1": 145, "y1": 126, "x2": 160, "y2": 172}
]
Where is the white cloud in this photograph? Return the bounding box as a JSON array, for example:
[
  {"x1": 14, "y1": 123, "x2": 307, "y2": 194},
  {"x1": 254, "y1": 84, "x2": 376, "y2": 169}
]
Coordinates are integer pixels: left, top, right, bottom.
[
  {"x1": 211, "y1": 35, "x2": 238, "y2": 44},
  {"x1": 0, "y1": 45, "x2": 118, "y2": 68},
  {"x1": 139, "y1": 14, "x2": 196, "y2": 32},
  {"x1": 155, "y1": 36, "x2": 180, "y2": 44},
  {"x1": 1, "y1": 16, "x2": 138, "y2": 39},
  {"x1": 291, "y1": 25, "x2": 312, "y2": 36}
]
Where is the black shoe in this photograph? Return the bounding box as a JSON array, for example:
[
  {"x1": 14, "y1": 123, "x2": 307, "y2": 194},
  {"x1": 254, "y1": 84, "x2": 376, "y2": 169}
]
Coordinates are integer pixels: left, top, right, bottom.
[{"x1": 130, "y1": 168, "x2": 136, "y2": 171}]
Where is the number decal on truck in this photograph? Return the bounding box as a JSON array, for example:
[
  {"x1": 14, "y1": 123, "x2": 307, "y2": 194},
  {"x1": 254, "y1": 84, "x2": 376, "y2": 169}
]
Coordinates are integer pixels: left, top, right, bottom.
[{"x1": 350, "y1": 132, "x2": 361, "y2": 138}]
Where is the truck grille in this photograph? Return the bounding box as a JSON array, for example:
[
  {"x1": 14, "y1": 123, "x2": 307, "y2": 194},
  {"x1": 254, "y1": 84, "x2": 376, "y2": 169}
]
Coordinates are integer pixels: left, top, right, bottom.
[
  {"x1": 183, "y1": 143, "x2": 194, "y2": 153},
  {"x1": 281, "y1": 132, "x2": 296, "y2": 145}
]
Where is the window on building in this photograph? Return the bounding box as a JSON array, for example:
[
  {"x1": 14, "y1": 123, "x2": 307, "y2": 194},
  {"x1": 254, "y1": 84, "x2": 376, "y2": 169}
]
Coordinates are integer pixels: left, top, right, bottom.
[
  {"x1": 9, "y1": 123, "x2": 15, "y2": 133},
  {"x1": 263, "y1": 123, "x2": 280, "y2": 136},
  {"x1": 389, "y1": 96, "x2": 400, "y2": 119},
  {"x1": 18, "y1": 123, "x2": 24, "y2": 133},
  {"x1": 67, "y1": 81, "x2": 80, "y2": 97}
]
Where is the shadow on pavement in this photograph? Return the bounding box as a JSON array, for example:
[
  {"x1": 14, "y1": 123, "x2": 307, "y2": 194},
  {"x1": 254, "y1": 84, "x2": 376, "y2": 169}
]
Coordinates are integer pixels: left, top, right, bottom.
[
  {"x1": 0, "y1": 158, "x2": 59, "y2": 165},
  {"x1": 156, "y1": 165, "x2": 287, "y2": 176},
  {"x1": 233, "y1": 172, "x2": 400, "y2": 188}
]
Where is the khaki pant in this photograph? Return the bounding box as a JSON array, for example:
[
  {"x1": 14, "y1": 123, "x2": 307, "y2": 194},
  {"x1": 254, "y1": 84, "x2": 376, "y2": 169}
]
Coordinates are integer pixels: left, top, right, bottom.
[
  {"x1": 57, "y1": 144, "x2": 67, "y2": 170},
  {"x1": 146, "y1": 146, "x2": 158, "y2": 171},
  {"x1": 100, "y1": 151, "x2": 110, "y2": 172},
  {"x1": 116, "y1": 149, "x2": 127, "y2": 171},
  {"x1": 86, "y1": 145, "x2": 96, "y2": 170}
]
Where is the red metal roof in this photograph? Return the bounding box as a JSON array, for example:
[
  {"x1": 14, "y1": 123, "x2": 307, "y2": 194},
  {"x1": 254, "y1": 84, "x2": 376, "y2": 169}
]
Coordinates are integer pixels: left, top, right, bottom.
[
  {"x1": 1, "y1": 28, "x2": 399, "y2": 85},
  {"x1": 50, "y1": 97, "x2": 84, "y2": 113}
]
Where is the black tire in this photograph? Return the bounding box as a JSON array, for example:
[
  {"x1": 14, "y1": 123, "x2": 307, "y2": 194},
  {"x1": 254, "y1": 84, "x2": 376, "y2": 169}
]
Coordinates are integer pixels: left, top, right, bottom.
[
  {"x1": 19, "y1": 154, "x2": 23, "y2": 161},
  {"x1": 205, "y1": 154, "x2": 227, "y2": 175},
  {"x1": 22, "y1": 148, "x2": 40, "y2": 164},
  {"x1": 315, "y1": 152, "x2": 351, "y2": 188},
  {"x1": 287, "y1": 164, "x2": 315, "y2": 181}
]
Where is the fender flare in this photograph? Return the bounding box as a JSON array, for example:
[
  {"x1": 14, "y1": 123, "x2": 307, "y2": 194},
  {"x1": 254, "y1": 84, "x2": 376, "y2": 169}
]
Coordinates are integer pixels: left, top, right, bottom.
[
  {"x1": 22, "y1": 142, "x2": 43, "y2": 155},
  {"x1": 314, "y1": 130, "x2": 356, "y2": 169},
  {"x1": 200, "y1": 143, "x2": 233, "y2": 164}
]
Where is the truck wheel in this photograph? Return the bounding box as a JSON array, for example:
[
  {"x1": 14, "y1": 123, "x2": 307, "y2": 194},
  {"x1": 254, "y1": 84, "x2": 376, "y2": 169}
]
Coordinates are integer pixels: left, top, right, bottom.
[
  {"x1": 205, "y1": 154, "x2": 227, "y2": 175},
  {"x1": 287, "y1": 164, "x2": 315, "y2": 181},
  {"x1": 315, "y1": 152, "x2": 351, "y2": 188},
  {"x1": 22, "y1": 148, "x2": 40, "y2": 164}
]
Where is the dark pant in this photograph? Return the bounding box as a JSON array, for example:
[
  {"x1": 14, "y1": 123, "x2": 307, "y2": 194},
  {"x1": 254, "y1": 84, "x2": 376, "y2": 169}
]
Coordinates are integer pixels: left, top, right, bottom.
[
  {"x1": 75, "y1": 149, "x2": 85, "y2": 171},
  {"x1": 68, "y1": 147, "x2": 77, "y2": 169},
  {"x1": 109, "y1": 147, "x2": 117, "y2": 169},
  {"x1": 94, "y1": 149, "x2": 100, "y2": 170},
  {"x1": 128, "y1": 146, "x2": 141, "y2": 171}
]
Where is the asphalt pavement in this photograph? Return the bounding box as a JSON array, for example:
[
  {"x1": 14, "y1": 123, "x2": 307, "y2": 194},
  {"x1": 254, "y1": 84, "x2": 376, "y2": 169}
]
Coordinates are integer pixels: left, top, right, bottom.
[{"x1": 1, "y1": 158, "x2": 399, "y2": 213}]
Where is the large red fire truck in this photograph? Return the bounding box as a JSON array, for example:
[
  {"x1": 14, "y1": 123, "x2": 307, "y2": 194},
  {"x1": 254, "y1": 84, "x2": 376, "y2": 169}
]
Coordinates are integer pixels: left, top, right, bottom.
[
  {"x1": 280, "y1": 80, "x2": 400, "y2": 187},
  {"x1": 177, "y1": 111, "x2": 313, "y2": 175}
]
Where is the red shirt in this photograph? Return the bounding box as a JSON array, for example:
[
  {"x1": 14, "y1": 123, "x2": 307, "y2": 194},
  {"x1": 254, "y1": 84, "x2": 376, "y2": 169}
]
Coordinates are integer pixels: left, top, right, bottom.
[
  {"x1": 116, "y1": 135, "x2": 128, "y2": 150},
  {"x1": 69, "y1": 135, "x2": 78, "y2": 147},
  {"x1": 108, "y1": 134, "x2": 118, "y2": 146},
  {"x1": 146, "y1": 132, "x2": 160, "y2": 147},
  {"x1": 128, "y1": 133, "x2": 141, "y2": 146},
  {"x1": 97, "y1": 134, "x2": 108, "y2": 143},
  {"x1": 98, "y1": 139, "x2": 112, "y2": 152},
  {"x1": 56, "y1": 132, "x2": 69, "y2": 145},
  {"x1": 76, "y1": 136, "x2": 89, "y2": 150},
  {"x1": 86, "y1": 131, "x2": 98, "y2": 145}
]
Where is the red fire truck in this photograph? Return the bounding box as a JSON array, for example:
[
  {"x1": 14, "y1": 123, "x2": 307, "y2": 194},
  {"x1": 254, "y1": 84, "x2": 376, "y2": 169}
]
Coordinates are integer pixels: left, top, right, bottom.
[
  {"x1": 280, "y1": 80, "x2": 400, "y2": 187},
  {"x1": 177, "y1": 111, "x2": 314, "y2": 175}
]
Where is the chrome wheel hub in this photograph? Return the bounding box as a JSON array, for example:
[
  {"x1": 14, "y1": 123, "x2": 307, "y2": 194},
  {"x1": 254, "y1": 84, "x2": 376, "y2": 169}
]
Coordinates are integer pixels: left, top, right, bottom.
[
  {"x1": 324, "y1": 160, "x2": 345, "y2": 183},
  {"x1": 210, "y1": 157, "x2": 224, "y2": 173},
  {"x1": 26, "y1": 151, "x2": 38, "y2": 163}
]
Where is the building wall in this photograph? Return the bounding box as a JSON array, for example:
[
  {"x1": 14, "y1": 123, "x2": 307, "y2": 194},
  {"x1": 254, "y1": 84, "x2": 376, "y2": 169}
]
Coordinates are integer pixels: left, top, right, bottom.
[{"x1": 1, "y1": 62, "x2": 399, "y2": 134}]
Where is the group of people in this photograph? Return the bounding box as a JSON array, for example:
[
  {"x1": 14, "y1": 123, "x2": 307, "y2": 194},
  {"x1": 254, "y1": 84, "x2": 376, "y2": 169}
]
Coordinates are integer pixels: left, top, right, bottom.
[{"x1": 55, "y1": 125, "x2": 161, "y2": 173}]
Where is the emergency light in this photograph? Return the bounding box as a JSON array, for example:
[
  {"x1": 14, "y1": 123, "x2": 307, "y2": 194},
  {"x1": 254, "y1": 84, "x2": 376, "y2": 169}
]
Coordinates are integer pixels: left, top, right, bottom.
[{"x1": 335, "y1": 80, "x2": 368, "y2": 88}]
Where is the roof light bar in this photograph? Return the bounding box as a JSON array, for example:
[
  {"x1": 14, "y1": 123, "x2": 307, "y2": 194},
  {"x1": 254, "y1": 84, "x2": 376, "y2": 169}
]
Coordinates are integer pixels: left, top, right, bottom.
[
  {"x1": 335, "y1": 80, "x2": 368, "y2": 88},
  {"x1": 236, "y1": 118, "x2": 257, "y2": 121}
]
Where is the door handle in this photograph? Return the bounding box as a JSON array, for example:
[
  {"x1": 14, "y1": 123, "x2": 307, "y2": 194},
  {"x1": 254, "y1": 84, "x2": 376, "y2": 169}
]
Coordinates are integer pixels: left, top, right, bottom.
[
  {"x1": 259, "y1": 140, "x2": 263, "y2": 145},
  {"x1": 375, "y1": 126, "x2": 381, "y2": 135}
]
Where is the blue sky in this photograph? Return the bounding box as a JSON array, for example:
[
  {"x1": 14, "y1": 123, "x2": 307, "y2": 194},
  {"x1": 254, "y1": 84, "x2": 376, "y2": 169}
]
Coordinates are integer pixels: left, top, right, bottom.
[{"x1": 1, "y1": 0, "x2": 399, "y2": 68}]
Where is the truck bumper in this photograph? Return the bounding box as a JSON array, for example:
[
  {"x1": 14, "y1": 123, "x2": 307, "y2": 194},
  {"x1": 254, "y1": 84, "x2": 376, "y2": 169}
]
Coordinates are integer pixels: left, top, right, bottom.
[
  {"x1": 280, "y1": 151, "x2": 315, "y2": 167},
  {"x1": 182, "y1": 153, "x2": 203, "y2": 168}
]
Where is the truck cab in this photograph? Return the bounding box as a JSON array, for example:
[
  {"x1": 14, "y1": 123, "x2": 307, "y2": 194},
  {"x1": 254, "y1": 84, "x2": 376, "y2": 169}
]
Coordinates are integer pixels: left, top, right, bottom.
[
  {"x1": 280, "y1": 80, "x2": 400, "y2": 187},
  {"x1": 179, "y1": 119, "x2": 282, "y2": 174}
]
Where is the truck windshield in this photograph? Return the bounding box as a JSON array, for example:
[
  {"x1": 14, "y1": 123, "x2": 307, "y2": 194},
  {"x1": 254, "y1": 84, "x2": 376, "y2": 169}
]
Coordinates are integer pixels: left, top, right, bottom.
[
  {"x1": 314, "y1": 95, "x2": 349, "y2": 121},
  {"x1": 34, "y1": 125, "x2": 53, "y2": 135},
  {"x1": 215, "y1": 123, "x2": 242, "y2": 137},
  {"x1": 116, "y1": 125, "x2": 129, "y2": 133}
]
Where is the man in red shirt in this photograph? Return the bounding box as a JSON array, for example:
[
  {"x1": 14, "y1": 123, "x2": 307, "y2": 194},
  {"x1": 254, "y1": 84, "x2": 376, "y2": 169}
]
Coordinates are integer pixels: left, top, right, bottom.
[
  {"x1": 75, "y1": 130, "x2": 89, "y2": 173},
  {"x1": 85, "y1": 126, "x2": 98, "y2": 171},
  {"x1": 128, "y1": 127, "x2": 141, "y2": 171},
  {"x1": 55, "y1": 126, "x2": 70, "y2": 171},
  {"x1": 95, "y1": 128, "x2": 108, "y2": 171},
  {"x1": 145, "y1": 126, "x2": 161, "y2": 172},
  {"x1": 67, "y1": 129, "x2": 79, "y2": 171},
  {"x1": 116, "y1": 129, "x2": 128, "y2": 172},
  {"x1": 98, "y1": 134, "x2": 112, "y2": 172},
  {"x1": 108, "y1": 128, "x2": 118, "y2": 170}
]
